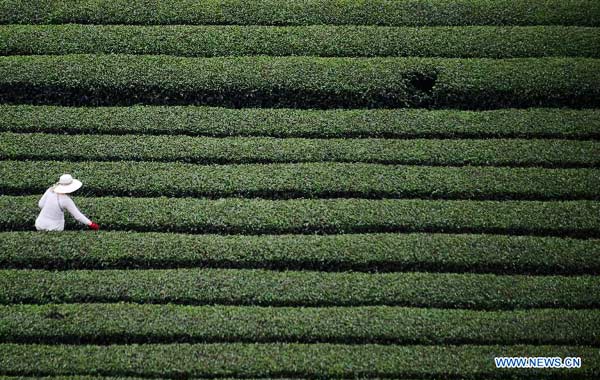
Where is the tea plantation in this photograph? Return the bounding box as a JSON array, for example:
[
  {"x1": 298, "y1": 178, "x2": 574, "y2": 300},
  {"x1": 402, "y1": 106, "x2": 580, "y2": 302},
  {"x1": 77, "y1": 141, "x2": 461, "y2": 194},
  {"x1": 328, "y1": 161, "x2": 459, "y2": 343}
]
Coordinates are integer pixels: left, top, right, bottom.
[{"x1": 0, "y1": 0, "x2": 599, "y2": 379}]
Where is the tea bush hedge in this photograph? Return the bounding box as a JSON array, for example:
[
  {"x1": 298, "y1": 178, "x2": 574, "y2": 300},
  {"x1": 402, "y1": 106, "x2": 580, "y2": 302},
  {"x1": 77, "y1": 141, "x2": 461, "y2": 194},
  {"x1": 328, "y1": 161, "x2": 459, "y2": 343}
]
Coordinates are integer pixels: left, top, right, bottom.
[
  {"x1": 1, "y1": 55, "x2": 598, "y2": 108},
  {"x1": 1, "y1": 231, "x2": 598, "y2": 274},
  {"x1": 1, "y1": 268, "x2": 598, "y2": 308},
  {"x1": 2, "y1": 105, "x2": 598, "y2": 138},
  {"x1": 0, "y1": 343, "x2": 598, "y2": 378},
  {"x1": 1, "y1": 196, "x2": 598, "y2": 236},
  {"x1": 2, "y1": 25, "x2": 598, "y2": 58},
  {"x1": 1, "y1": 304, "x2": 598, "y2": 345},
  {"x1": 2, "y1": 0, "x2": 598, "y2": 26},
  {"x1": 0, "y1": 378, "x2": 147, "y2": 380},
  {"x1": 1, "y1": 160, "x2": 598, "y2": 200},
  {"x1": 3, "y1": 133, "x2": 598, "y2": 167}
]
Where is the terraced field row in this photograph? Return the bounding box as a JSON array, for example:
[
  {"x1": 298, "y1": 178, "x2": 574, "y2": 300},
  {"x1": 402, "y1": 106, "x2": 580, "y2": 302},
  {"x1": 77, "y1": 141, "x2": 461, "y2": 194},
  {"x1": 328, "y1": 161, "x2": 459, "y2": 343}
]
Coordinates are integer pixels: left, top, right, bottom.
[
  {"x1": 1, "y1": 55, "x2": 599, "y2": 108},
  {"x1": 2, "y1": 106, "x2": 598, "y2": 138},
  {"x1": 3, "y1": 133, "x2": 599, "y2": 167},
  {"x1": 1, "y1": 268, "x2": 598, "y2": 308},
  {"x1": 2, "y1": 231, "x2": 598, "y2": 274},
  {"x1": 0, "y1": 343, "x2": 597, "y2": 378},
  {"x1": 2, "y1": 25, "x2": 599, "y2": 57},
  {"x1": 2, "y1": 0, "x2": 598, "y2": 26},
  {"x1": 1, "y1": 160, "x2": 598, "y2": 200},
  {"x1": 2, "y1": 196, "x2": 598, "y2": 236},
  {"x1": 1, "y1": 304, "x2": 599, "y2": 345}
]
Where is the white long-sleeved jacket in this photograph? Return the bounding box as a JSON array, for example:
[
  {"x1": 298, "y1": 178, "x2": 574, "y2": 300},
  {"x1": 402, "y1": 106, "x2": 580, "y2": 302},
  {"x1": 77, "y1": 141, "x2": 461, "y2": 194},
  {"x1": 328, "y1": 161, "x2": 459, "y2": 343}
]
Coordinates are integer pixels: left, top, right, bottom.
[{"x1": 35, "y1": 188, "x2": 91, "y2": 231}]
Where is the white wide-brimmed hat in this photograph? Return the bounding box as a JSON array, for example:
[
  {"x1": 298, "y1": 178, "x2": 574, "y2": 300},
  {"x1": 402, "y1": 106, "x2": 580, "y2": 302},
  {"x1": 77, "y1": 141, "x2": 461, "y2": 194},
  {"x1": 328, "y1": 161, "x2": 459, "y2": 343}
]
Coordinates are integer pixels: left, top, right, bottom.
[{"x1": 53, "y1": 174, "x2": 82, "y2": 194}]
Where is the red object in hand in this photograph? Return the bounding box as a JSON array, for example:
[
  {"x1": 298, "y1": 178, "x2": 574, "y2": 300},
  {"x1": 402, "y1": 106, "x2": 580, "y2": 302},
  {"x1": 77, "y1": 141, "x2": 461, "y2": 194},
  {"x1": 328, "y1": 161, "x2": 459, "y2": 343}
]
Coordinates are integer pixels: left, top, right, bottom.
[{"x1": 89, "y1": 222, "x2": 100, "y2": 231}]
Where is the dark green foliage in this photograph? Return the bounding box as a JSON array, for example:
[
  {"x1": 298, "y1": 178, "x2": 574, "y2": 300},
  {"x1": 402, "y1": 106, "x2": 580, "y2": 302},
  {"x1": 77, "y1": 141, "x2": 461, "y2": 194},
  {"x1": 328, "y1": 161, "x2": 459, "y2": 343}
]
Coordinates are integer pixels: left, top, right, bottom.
[
  {"x1": 1, "y1": 0, "x2": 598, "y2": 26},
  {"x1": 1, "y1": 105, "x2": 598, "y2": 138},
  {"x1": 1, "y1": 160, "x2": 598, "y2": 200},
  {"x1": 0, "y1": 378, "x2": 168, "y2": 380},
  {"x1": 0, "y1": 343, "x2": 598, "y2": 378},
  {"x1": 2, "y1": 25, "x2": 599, "y2": 58},
  {"x1": 3, "y1": 133, "x2": 599, "y2": 167},
  {"x1": 1, "y1": 195, "x2": 599, "y2": 236},
  {"x1": 1, "y1": 304, "x2": 598, "y2": 344},
  {"x1": 1, "y1": 268, "x2": 599, "y2": 308},
  {"x1": 0, "y1": 0, "x2": 598, "y2": 377},
  {"x1": 1, "y1": 55, "x2": 598, "y2": 108},
  {"x1": 1, "y1": 231, "x2": 598, "y2": 274}
]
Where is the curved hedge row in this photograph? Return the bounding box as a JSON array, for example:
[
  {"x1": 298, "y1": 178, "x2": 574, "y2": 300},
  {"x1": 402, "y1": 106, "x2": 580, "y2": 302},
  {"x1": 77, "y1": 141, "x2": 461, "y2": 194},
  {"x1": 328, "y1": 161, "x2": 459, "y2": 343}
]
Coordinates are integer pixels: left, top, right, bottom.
[
  {"x1": 1, "y1": 55, "x2": 598, "y2": 108},
  {"x1": 1, "y1": 269, "x2": 598, "y2": 308},
  {"x1": 1, "y1": 196, "x2": 598, "y2": 236},
  {"x1": 2, "y1": 106, "x2": 598, "y2": 139},
  {"x1": 3, "y1": 25, "x2": 599, "y2": 58},
  {"x1": 1, "y1": 343, "x2": 598, "y2": 378},
  {"x1": 1, "y1": 231, "x2": 598, "y2": 274},
  {"x1": 1, "y1": 304, "x2": 598, "y2": 345},
  {"x1": 3, "y1": 133, "x2": 598, "y2": 168},
  {"x1": 1, "y1": 160, "x2": 598, "y2": 201},
  {"x1": 2, "y1": 0, "x2": 598, "y2": 26}
]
